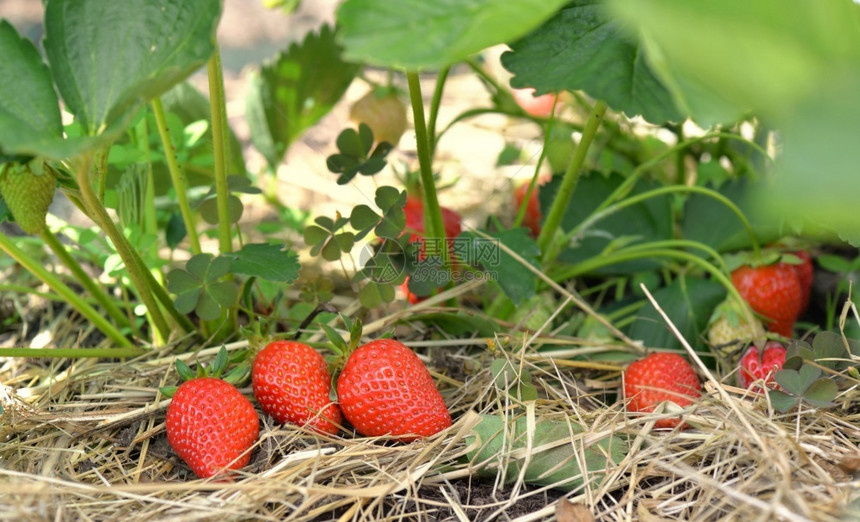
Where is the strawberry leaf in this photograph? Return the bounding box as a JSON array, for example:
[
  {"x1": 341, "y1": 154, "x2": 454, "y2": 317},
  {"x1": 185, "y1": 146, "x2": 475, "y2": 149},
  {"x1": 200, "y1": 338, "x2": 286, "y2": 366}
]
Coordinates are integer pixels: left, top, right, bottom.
[
  {"x1": 461, "y1": 228, "x2": 539, "y2": 306},
  {"x1": 246, "y1": 24, "x2": 359, "y2": 170},
  {"x1": 0, "y1": 21, "x2": 63, "y2": 159},
  {"x1": 491, "y1": 359, "x2": 538, "y2": 402},
  {"x1": 501, "y1": 0, "x2": 681, "y2": 124},
  {"x1": 222, "y1": 243, "x2": 300, "y2": 284},
  {"x1": 466, "y1": 413, "x2": 626, "y2": 491},
  {"x1": 45, "y1": 0, "x2": 221, "y2": 137},
  {"x1": 337, "y1": 0, "x2": 569, "y2": 70}
]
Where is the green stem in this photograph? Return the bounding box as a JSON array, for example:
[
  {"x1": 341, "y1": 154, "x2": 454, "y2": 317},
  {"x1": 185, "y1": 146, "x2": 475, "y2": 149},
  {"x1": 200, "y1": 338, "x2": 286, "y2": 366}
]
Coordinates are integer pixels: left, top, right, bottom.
[
  {"x1": 427, "y1": 66, "x2": 450, "y2": 158},
  {"x1": 74, "y1": 155, "x2": 171, "y2": 340},
  {"x1": 151, "y1": 97, "x2": 202, "y2": 255},
  {"x1": 406, "y1": 71, "x2": 446, "y2": 246},
  {"x1": 0, "y1": 233, "x2": 134, "y2": 348},
  {"x1": 551, "y1": 246, "x2": 758, "y2": 332},
  {"x1": 0, "y1": 347, "x2": 146, "y2": 358},
  {"x1": 207, "y1": 48, "x2": 233, "y2": 255},
  {"x1": 591, "y1": 132, "x2": 769, "y2": 226},
  {"x1": 538, "y1": 100, "x2": 607, "y2": 259},
  {"x1": 40, "y1": 229, "x2": 133, "y2": 332},
  {"x1": 514, "y1": 109, "x2": 561, "y2": 230},
  {"x1": 568, "y1": 184, "x2": 760, "y2": 256}
]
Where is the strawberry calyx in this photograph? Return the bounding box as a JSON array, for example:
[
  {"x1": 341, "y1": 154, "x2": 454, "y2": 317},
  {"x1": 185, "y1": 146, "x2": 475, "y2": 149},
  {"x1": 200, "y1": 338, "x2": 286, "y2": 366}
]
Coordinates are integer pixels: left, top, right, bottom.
[{"x1": 161, "y1": 346, "x2": 241, "y2": 398}]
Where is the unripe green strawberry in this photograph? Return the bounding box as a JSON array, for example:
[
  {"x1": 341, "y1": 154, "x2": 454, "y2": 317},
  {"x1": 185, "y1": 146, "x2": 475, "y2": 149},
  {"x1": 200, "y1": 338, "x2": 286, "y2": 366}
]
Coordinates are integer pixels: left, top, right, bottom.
[
  {"x1": 707, "y1": 299, "x2": 763, "y2": 348},
  {"x1": 349, "y1": 89, "x2": 408, "y2": 146},
  {"x1": 337, "y1": 339, "x2": 452, "y2": 441},
  {"x1": 0, "y1": 162, "x2": 56, "y2": 235},
  {"x1": 166, "y1": 377, "x2": 259, "y2": 479}
]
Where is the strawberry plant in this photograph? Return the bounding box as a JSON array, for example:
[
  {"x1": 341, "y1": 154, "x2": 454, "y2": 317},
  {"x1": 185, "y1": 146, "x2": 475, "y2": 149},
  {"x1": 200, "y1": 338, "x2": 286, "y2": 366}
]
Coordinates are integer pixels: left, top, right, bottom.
[{"x1": 4, "y1": 0, "x2": 860, "y2": 519}]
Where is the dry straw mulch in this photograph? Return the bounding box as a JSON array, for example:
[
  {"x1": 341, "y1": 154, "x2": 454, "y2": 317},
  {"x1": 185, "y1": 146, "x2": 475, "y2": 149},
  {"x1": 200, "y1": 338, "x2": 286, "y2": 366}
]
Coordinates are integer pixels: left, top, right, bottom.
[{"x1": 2, "y1": 284, "x2": 860, "y2": 521}]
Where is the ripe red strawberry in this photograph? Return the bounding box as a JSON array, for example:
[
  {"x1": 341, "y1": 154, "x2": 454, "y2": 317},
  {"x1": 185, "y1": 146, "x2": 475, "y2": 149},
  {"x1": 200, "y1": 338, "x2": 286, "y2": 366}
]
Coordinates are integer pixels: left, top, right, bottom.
[
  {"x1": 252, "y1": 340, "x2": 342, "y2": 435},
  {"x1": 349, "y1": 89, "x2": 408, "y2": 145},
  {"x1": 336, "y1": 339, "x2": 452, "y2": 441},
  {"x1": 400, "y1": 196, "x2": 462, "y2": 303},
  {"x1": 738, "y1": 341, "x2": 786, "y2": 391},
  {"x1": 403, "y1": 195, "x2": 462, "y2": 246},
  {"x1": 512, "y1": 87, "x2": 559, "y2": 118},
  {"x1": 513, "y1": 182, "x2": 542, "y2": 237},
  {"x1": 731, "y1": 262, "x2": 802, "y2": 338},
  {"x1": 788, "y1": 250, "x2": 813, "y2": 314},
  {"x1": 166, "y1": 377, "x2": 259, "y2": 478},
  {"x1": 623, "y1": 352, "x2": 702, "y2": 429}
]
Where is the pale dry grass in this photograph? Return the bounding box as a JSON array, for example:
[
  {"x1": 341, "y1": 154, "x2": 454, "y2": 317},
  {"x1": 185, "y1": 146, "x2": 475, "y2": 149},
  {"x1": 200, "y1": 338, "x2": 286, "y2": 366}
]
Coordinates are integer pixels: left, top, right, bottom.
[{"x1": 2, "y1": 280, "x2": 860, "y2": 521}]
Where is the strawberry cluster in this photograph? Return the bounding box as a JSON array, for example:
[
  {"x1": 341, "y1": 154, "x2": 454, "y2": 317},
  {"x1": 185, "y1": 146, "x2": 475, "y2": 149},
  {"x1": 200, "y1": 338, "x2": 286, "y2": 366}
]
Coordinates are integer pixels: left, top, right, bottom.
[{"x1": 165, "y1": 338, "x2": 452, "y2": 479}]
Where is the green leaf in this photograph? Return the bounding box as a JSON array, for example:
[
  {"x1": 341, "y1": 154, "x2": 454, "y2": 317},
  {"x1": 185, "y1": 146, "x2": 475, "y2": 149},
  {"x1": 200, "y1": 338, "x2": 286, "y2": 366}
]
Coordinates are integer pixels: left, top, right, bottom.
[
  {"x1": 376, "y1": 207, "x2": 406, "y2": 240},
  {"x1": 358, "y1": 282, "x2": 383, "y2": 309},
  {"x1": 172, "y1": 285, "x2": 201, "y2": 314},
  {"x1": 374, "y1": 185, "x2": 405, "y2": 211},
  {"x1": 223, "y1": 243, "x2": 300, "y2": 283},
  {"x1": 165, "y1": 268, "x2": 200, "y2": 293},
  {"x1": 462, "y1": 228, "x2": 539, "y2": 305},
  {"x1": 166, "y1": 253, "x2": 236, "y2": 320},
  {"x1": 0, "y1": 21, "x2": 63, "y2": 158},
  {"x1": 811, "y1": 331, "x2": 850, "y2": 370},
  {"x1": 501, "y1": 0, "x2": 681, "y2": 124},
  {"x1": 44, "y1": 0, "x2": 221, "y2": 136},
  {"x1": 491, "y1": 359, "x2": 538, "y2": 401},
  {"x1": 321, "y1": 239, "x2": 343, "y2": 261},
  {"x1": 350, "y1": 204, "x2": 380, "y2": 230},
  {"x1": 465, "y1": 413, "x2": 626, "y2": 492},
  {"x1": 608, "y1": 0, "x2": 860, "y2": 243},
  {"x1": 627, "y1": 275, "x2": 726, "y2": 352},
  {"x1": 555, "y1": 172, "x2": 673, "y2": 273},
  {"x1": 207, "y1": 280, "x2": 238, "y2": 308},
  {"x1": 196, "y1": 292, "x2": 223, "y2": 320},
  {"x1": 246, "y1": 25, "x2": 360, "y2": 170},
  {"x1": 680, "y1": 179, "x2": 774, "y2": 253},
  {"x1": 768, "y1": 389, "x2": 799, "y2": 413},
  {"x1": 199, "y1": 194, "x2": 244, "y2": 225},
  {"x1": 303, "y1": 224, "x2": 330, "y2": 247},
  {"x1": 774, "y1": 364, "x2": 821, "y2": 396},
  {"x1": 802, "y1": 378, "x2": 837, "y2": 409},
  {"x1": 336, "y1": 127, "x2": 369, "y2": 158},
  {"x1": 608, "y1": 0, "x2": 860, "y2": 125},
  {"x1": 337, "y1": 0, "x2": 570, "y2": 70}
]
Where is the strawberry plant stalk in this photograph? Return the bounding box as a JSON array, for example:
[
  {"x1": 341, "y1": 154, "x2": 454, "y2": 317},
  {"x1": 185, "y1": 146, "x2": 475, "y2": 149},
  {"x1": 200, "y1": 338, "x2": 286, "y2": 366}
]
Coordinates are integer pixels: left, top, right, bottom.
[
  {"x1": 39, "y1": 229, "x2": 133, "y2": 334},
  {"x1": 538, "y1": 99, "x2": 607, "y2": 259},
  {"x1": 151, "y1": 97, "x2": 202, "y2": 255},
  {"x1": 207, "y1": 49, "x2": 234, "y2": 256},
  {"x1": 73, "y1": 154, "x2": 172, "y2": 341},
  {"x1": 406, "y1": 71, "x2": 447, "y2": 251},
  {"x1": 427, "y1": 66, "x2": 450, "y2": 157},
  {"x1": 0, "y1": 232, "x2": 134, "y2": 348}
]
